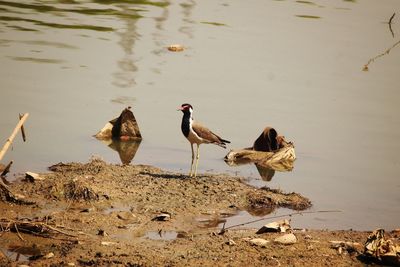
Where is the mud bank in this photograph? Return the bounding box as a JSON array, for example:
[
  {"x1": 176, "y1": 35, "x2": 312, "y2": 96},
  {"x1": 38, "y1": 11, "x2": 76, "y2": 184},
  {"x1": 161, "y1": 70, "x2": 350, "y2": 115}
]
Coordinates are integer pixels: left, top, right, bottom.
[{"x1": 0, "y1": 160, "x2": 397, "y2": 266}]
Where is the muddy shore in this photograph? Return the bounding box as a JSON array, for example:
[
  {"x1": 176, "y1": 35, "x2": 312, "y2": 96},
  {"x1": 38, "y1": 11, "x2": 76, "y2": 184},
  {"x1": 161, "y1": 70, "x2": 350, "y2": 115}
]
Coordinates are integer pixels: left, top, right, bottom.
[{"x1": 0, "y1": 159, "x2": 398, "y2": 266}]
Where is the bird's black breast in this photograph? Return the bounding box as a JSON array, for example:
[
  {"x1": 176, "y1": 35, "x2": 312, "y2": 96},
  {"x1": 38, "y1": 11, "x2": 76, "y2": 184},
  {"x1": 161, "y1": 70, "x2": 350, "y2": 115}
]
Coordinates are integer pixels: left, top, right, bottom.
[{"x1": 181, "y1": 114, "x2": 190, "y2": 138}]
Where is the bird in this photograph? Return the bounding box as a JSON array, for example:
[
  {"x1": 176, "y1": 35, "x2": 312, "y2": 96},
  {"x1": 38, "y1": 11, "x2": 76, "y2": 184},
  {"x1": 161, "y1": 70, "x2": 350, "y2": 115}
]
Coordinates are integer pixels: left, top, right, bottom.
[{"x1": 178, "y1": 103, "x2": 230, "y2": 177}]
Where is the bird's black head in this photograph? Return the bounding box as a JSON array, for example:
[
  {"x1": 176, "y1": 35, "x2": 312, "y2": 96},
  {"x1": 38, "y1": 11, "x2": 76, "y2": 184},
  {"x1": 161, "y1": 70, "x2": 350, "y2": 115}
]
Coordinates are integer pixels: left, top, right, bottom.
[{"x1": 178, "y1": 103, "x2": 193, "y2": 114}]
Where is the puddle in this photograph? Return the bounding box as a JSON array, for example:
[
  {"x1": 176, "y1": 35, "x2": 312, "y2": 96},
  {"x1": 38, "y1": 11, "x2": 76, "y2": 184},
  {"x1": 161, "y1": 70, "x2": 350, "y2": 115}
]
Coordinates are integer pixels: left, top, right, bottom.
[
  {"x1": 0, "y1": 244, "x2": 42, "y2": 262},
  {"x1": 144, "y1": 230, "x2": 178, "y2": 241},
  {"x1": 103, "y1": 205, "x2": 132, "y2": 215}
]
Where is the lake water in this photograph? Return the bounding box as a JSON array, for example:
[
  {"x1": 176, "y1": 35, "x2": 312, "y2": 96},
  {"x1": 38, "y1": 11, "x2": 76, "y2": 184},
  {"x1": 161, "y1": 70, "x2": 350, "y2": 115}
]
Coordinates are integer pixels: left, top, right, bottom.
[{"x1": 0, "y1": 0, "x2": 399, "y2": 230}]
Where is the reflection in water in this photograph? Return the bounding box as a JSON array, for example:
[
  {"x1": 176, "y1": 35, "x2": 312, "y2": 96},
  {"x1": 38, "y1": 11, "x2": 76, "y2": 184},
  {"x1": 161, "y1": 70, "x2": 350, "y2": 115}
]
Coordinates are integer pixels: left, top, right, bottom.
[
  {"x1": 225, "y1": 157, "x2": 294, "y2": 182},
  {"x1": 255, "y1": 164, "x2": 275, "y2": 182},
  {"x1": 144, "y1": 230, "x2": 178, "y2": 241},
  {"x1": 113, "y1": 14, "x2": 139, "y2": 89},
  {"x1": 1, "y1": 244, "x2": 42, "y2": 262},
  {"x1": 100, "y1": 139, "x2": 141, "y2": 165},
  {"x1": 179, "y1": 0, "x2": 196, "y2": 39}
]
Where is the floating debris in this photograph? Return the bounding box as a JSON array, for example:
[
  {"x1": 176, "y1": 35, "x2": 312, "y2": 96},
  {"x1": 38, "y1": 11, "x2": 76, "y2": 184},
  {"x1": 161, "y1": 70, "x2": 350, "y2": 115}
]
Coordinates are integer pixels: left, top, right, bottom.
[
  {"x1": 224, "y1": 127, "x2": 295, "y2": 175},
  {"x1": 167, "y1": 44, "x2": 184, "y2": 52}
]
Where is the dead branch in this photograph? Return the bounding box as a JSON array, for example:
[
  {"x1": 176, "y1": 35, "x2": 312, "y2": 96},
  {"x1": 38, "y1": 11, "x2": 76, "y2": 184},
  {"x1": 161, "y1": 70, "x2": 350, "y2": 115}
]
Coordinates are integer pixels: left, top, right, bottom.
[
  {"x1": 0, "y1": 113, "x2": 29, "y2": 161},
  {"x1": 0, "y1": 218, "x2": 78, "y2": 239},
  {"x1": 1, "y1": 160, "x2": 13, "y2": 177},
  {"x1": 19, "y1": 113, "x2": 27, "y2": 142},
  {"x1": 219, "y1": 210, "x2": 342, "y2": 234},
  {"x1": 225, "y1": 143, "x2": 295, "y2": 171},
  {"x1": 388, "y1": 12, "x2": 395, "y2": 38},
  {"x1": 363, "y1": 39, "x2": 400, "y2": 71}
]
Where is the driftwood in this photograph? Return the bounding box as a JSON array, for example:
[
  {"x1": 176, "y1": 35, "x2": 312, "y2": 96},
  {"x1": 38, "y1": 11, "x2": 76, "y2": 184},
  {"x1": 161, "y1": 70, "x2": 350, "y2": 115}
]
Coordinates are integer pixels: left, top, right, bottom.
[
  {"x1": 0, "y1": 114, "x2": 33, "y2": 204},
  {"x1": 0, "y1": 113, "x2": 29, "y2": 161},
  {"x1": 0, "y1": 218, "x2": 78, "y2": 239},
  {"x1": 225, "y1": 127, "x2": 295, "y2": 174}
]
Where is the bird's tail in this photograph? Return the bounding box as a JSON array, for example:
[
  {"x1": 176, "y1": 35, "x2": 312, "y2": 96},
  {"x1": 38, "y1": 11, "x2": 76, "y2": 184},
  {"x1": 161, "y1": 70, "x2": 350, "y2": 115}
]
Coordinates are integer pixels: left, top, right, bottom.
[{"x1": 218, "y1": 138, "x2": 230, "y2": 148}]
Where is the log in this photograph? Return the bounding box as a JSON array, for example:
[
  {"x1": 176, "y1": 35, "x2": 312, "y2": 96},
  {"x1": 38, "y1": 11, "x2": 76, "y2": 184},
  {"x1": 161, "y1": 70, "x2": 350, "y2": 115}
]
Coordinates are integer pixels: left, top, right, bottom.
[
  {"x1": 0, "y1": 113, "x2": 29, "y2": 162},
  {"x1": 224, "y1": 143, "x2": 295, "y2": 172}
]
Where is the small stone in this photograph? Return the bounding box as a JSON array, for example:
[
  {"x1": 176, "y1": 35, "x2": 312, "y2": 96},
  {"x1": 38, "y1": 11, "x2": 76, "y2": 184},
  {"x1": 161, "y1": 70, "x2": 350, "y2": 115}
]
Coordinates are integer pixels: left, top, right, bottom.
[
  {"x1": 152, "y1": 213, "x2": 171, "y2": 221},
  {"x1": 44, "y1": 252, "x2": 54, "y2": 259},
  {"x1": 274, "y1": 233, "x2": 297, "y2": 245},
  {"x1": 25, "y1": 171, "x2": 45, "y2": 182},
  {"x1": 97, "y1": 229, "x2": 108, "y2": 236},
  {"x1": 67, "y1": 263, "x2": 75, "y2": 267},
  {"x1": 304, "y1": 235, "x2": 312, "y2": 240},
  {"x1": 101, "y1": 241, "x2": 117, "y2": 246},
  {"x1": 249, "y1": 238, "x2": 270, "y2": 247},
  {"x1": 116, "y1": 211, "x2": 136, "y2": 221},
  {"x1": 226, "y1": 239, "x2": 236, "y2": 246},
  {"x1": 256, "y1": 219, "x2": 291, "y2": 234}
]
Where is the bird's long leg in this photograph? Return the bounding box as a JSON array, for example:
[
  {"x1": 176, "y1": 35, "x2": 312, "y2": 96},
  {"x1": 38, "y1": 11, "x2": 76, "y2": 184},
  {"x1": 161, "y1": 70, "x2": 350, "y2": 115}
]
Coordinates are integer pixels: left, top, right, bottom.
[
  {"x1": 194, "y1": 144, "x2": 200, "y2": 177},
  {"x1": 189, "y1": 143, "x2": 194, "y2": 177}
]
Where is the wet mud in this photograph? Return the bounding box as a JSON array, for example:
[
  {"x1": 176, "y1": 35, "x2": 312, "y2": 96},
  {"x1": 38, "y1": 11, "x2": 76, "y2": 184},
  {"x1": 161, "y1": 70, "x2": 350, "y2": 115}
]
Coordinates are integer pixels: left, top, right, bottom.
[{"x1": 0, "y1": 159, "x2": 397, "y2": 266}]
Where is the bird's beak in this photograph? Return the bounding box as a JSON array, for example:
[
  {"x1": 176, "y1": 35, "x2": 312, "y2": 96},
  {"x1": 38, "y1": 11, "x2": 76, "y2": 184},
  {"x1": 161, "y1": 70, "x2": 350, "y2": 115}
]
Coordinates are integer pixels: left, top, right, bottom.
[{"x1": 177, "y1": 106, "x2": 183, "y2": 111}]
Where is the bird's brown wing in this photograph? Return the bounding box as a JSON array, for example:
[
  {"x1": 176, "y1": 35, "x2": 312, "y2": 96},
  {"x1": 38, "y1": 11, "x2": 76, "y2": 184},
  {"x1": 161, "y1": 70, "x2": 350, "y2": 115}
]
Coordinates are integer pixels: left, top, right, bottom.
[{"x1": 192, "y1": 121, "x2": 223, "y2": 144}]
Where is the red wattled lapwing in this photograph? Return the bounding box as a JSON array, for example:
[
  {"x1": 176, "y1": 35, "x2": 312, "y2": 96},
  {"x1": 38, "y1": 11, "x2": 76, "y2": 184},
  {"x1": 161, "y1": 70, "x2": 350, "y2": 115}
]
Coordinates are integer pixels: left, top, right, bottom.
[{"x1": 178, "y1": 103, "x2": 230, "y2": 177}]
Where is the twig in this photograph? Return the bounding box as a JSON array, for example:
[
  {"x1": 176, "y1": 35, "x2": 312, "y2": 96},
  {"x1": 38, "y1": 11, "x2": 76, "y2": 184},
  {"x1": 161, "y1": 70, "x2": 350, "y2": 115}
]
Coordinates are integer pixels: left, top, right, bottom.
[
  {"x1": 19, "y1": 114, "x2": 27, "y2": 142},
  {"x1": 0, "y1": 113, "x2": 29, "y2": 162},
  {"x1": 362, "y1": 39, "x2": 400, "y2": 71},
  {"x1": 388, "y1": 12, "x2": 395, "y2": 38},
  {"x1": 1, "y1": 160, "x2": 13, "y2": 177},
  {"x1": 219, "y1": 210, "x2": 342, "y2": 233},
  {"x1": 14, "y1": 223, "x2": 25, "y2": 241}
]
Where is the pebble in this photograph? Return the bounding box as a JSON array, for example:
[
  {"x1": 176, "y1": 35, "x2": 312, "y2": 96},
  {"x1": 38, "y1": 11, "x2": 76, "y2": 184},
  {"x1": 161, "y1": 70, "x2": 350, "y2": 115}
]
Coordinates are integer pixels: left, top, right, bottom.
[
  {"x1": 226, "y1": 239, "x2": 236, "y2": 246},
  {"x1": 44, "y1": 252, "x2": 54, "y2": 259},
  {"x1": 274, "y1": 233, "x2": 297, "y2": 245},
  {"x1": 249, "y1": 238, "x2": 270, "y2": 247}
]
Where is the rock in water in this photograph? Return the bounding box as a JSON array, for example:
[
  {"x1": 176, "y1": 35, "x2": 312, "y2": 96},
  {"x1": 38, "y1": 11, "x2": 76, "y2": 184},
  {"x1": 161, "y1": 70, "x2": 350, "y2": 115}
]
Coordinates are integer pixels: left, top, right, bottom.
[{"x1": 111, "y1": 107, "x2": 142, "y2": 140}]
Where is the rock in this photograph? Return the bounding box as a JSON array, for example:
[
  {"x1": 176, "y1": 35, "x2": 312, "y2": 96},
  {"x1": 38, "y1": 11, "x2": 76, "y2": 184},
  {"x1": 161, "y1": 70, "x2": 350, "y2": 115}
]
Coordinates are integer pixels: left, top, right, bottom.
[
  {"x1": 274, "y1": 233, "x2": 297, "y2": 245},
  {"x1": 101, "y1": 241, "x2": 117, "y2": 246},
  {"x1": 116, "y1": 211, "x2": 137, "y2": 221},
  {"x1": 256, "y1": 219, "x2": 291, "y2": 234},
  {"x1": 25, "y1": 172, "x2": 45, "y2": 182},
  {"x1": 152, "y1": 213, "x2": 171, "y2": 221},
  {"x1": 44, "y1": 252, "x2": 54, "y2": 259},
  {"x1": 226, "y1": 239, "x2": 236, "y2": 246},
  {"x1": 249, "y1": 238, "x2": 270, "y2": 247},
  {"x1": 97, "y1": 229, "x2": 108, "y2": 236},
  {"x1": 67, "y1": 263, "x2": 76, "y2": 266},
  {"x1": 95, "y1": 107, "x2": 142, "y2": 140}
]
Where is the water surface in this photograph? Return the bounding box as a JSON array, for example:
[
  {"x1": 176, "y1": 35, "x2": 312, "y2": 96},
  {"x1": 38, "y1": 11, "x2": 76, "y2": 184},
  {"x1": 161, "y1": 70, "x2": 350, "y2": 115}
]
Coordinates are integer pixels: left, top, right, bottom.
[{"x1": 1, "y1": 0, "x2": 399, "y2": 230}]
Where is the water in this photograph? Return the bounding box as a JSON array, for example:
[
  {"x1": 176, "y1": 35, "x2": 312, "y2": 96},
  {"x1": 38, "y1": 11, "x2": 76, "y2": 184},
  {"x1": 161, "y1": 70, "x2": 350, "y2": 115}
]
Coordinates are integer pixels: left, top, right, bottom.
[
  {"x1": 1, "y1": 0, "x2": 399, "y2": 230},
  {"x1": 144, "y1": 230, "x2": 178, "y2": 241}
]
